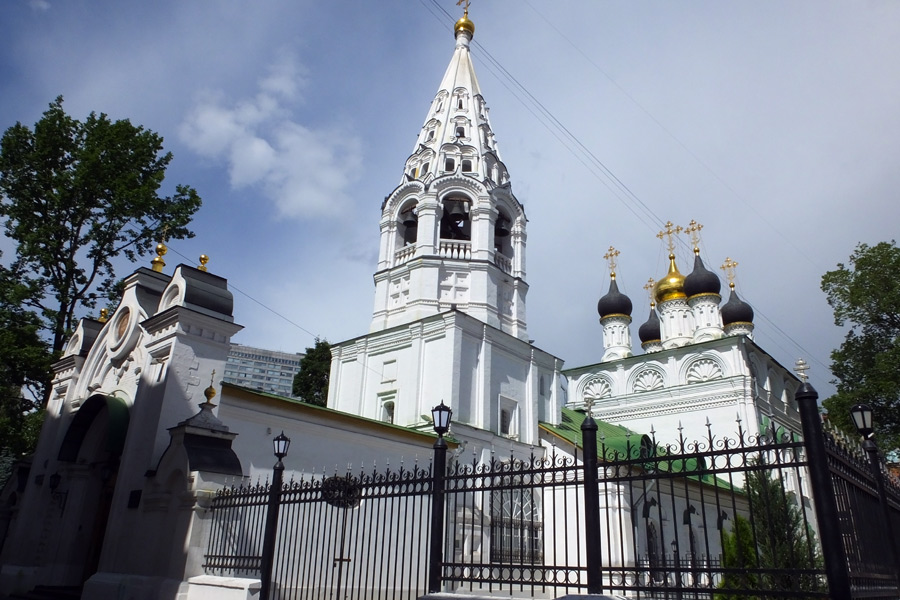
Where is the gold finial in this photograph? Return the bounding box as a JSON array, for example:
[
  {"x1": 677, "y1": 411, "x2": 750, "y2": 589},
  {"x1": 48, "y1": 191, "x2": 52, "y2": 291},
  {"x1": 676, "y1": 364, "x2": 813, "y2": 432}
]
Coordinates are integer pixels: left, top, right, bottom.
[
  {"x1": 721, "y1": 257, "x2": 739, "y2": 289},
  {"x1": 656, "y1": 221, "x2": 683, "y2": 254},
  {"x1": 198, "y1": 254, "x2": 209, "y2": 272},
  {"x1": 684, "y1": 220, "x2": 703, "y2": 254},
  {"x1": 603, "y1": 246, "x2": 620, "y2": 279},
  {"x1": 99, "y1": 308, "x2": 109, "y2": 323},
  {"x1": 151, "y1": 225, "x2": 169, "y2": 273},
  {"x1": 454, "y1": 0, "x2": 475, "y2": 36},
  {"x1": 203, "y1": 370, "x2": 217, "y2": 405},
  {"x1": 793, "y1": 358, "x2": 810, "y2": 383}
]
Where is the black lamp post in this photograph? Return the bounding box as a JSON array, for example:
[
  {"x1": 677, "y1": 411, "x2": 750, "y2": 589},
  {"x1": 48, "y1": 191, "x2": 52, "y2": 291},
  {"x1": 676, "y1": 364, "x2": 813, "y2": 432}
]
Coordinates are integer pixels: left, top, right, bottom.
[
  {"x1": 260, "y1": 431, "x2": 290, "y2": 600},
  {"x1": 428, "y1": 401, "x2": 452, "y2": 594},
  {"x1": 850, "y1": 404, "x2": 900, "y2": 585}
]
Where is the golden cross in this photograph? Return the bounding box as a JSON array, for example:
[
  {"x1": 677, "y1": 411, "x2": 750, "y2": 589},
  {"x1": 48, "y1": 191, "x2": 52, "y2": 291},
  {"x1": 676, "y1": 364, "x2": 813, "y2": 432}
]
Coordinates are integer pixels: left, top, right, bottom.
[
  {"x1": 720, "y1": 257, "x2": 739, "y2": 287},
  {"x1": 456, "y1": 0, "x2": 470, "y2": 17},
  {"x1": 160, "y1": 223, "x2": 169, "y2": 242},
  {"x1": 210, "y1": 370, "x2": 216, "y2": 386},
  {"x1": 643, "y1": 278, "x2": 656, "y2": 303},
  {"x1": 684, "y1": 219, "x2": 703, "y2": 249},
  {"x1": 656, "y1": 221, "x2": 682, "y2": 254},
  {"x1": 603, "y1": 246, "x2": 620, "y2": 276}
]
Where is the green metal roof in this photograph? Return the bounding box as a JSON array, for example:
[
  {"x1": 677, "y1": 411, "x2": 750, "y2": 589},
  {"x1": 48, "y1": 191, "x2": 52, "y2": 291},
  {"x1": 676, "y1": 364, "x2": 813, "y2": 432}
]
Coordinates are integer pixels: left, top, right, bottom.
[{"x1": 541, "y1": 407, "x2": 738, "y2": 491}]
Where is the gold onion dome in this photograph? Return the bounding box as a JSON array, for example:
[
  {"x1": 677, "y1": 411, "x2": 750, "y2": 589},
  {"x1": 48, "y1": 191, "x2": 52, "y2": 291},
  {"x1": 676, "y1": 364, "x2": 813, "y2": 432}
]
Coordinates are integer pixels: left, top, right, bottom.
[
  {"x1": 653, "y1": 253, "x2": 686, "y2": 303},
  {"x1": 455, "y1": 14, "x2": 474, "y2": 37}
]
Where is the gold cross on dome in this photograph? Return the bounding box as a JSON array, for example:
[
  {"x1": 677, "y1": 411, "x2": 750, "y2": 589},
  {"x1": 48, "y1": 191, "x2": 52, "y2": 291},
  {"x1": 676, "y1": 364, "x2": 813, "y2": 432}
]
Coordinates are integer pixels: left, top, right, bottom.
[
  {"x1": 684, "y1": 219, "x2": 703, "y2": 249},
  {"x1": 720, "y1": 257, "x2": 739, "y2": 287},
  {"x1": 656, "y1": 221, "x2": 682, "y2": 254},
  {"x1": 603, "y1": 246, "x2": 620, "y2": 277},
  {"x1": 644, "y1": 278, "x2": 656, "y2": 303},
  {"x1": 456, "y1": 0, "x2": 470, "y2": 17}
]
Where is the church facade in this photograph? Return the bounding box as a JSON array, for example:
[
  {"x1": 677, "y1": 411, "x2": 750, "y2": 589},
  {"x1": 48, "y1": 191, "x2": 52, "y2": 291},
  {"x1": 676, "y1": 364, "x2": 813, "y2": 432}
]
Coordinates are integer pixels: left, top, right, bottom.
[{"x1": 0, "y1": 9, "x2": 807, "y2": 600}]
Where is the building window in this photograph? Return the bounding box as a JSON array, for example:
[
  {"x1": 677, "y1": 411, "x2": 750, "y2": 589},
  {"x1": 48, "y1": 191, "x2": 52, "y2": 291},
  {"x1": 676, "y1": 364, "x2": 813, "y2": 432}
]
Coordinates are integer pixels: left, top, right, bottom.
[
  {"x1": 461, "y1": 159, "x2": 472, "y2": 172},
  {"x1": 382, "y1": 401, "x2": 395, "y2": 424},
  {"x1": 490, "y1": 475, "x2": 542, "y2": 564},
  {"x1": 456, "y1": 125, "x2": 465, "y2": 138},
  {"x1": 498, "y1": 396, "x2": 518, "y2": 438},
  {"x1": 445, "y1": 157, "x2": 455, "y2": 171}
]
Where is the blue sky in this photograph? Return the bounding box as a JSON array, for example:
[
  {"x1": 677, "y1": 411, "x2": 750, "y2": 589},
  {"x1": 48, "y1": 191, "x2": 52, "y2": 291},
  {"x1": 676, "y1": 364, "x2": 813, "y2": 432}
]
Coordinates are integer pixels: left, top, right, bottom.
[{"x1": 3, "y1": 0, "x2": 900, "y2": 400}]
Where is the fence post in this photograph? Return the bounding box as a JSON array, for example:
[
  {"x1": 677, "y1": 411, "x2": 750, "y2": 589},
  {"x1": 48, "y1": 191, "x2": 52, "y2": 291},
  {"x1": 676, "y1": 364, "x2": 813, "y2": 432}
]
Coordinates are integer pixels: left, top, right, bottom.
[
  {"x1": 581, "y1": 410, "x2": 603, "y2": 594},
  {"x1": 260, "y1": 460, "x2": 285, "y2": 600},
  {"x1": 795, "y1": 381, "x2": 851, "y2": 597},
  {"x1": 428, "y1": 434, "x2": 448, "y2": 593},
  {"x1": 862, "y1": 437, "x2": 900, "y2": 588}
]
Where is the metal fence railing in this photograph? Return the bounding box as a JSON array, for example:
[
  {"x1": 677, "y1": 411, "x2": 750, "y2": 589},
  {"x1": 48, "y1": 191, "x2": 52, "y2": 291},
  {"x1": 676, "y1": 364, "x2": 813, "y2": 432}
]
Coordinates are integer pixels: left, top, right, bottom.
[{"x1": 203, "y1": 383, "x2": 900, "y2": 599}]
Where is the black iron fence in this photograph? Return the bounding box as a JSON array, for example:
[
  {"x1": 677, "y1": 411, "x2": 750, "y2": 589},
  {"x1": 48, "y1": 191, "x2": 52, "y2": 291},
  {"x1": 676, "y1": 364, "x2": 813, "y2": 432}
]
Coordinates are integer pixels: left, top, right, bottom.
[
  {"x1": 205, "y1": 463, "x2": 432, "y2": 600},
  {"x1": 203, "y1": 382, "x2": 900, "y2": 599}
]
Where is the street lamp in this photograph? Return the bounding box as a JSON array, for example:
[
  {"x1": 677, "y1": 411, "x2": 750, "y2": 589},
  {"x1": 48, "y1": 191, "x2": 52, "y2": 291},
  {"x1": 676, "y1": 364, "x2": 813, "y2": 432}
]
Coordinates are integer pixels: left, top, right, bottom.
[
  {"x1": 260, "y1": 431, "x2": 290, "y2": 600},
  {"x1": 849, "y1": 404, "x2": 874, "y2": 439},
  {"x1": 428, "y1": 401, "x2": 452, "y2": 593},
  {"x1": 432, "y1": 401, "x2": 452, "y2": 437},
  {"x1": 849, "y1": 405, "x2": 900, "y2": 585}
]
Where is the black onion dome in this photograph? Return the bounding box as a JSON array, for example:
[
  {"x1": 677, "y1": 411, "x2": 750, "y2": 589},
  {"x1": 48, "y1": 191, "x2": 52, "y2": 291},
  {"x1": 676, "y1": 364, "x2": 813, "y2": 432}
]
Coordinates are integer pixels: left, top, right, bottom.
[
  {"x1": 721, "y1": 287, "x2": 754, "y2": 324},
  {"x1": 684, "y1": 253, "x2": 721, "y2": 297},
  {"x1": 597, "y1": 277, "x2": 633, "y2": 318},
  {"x1": 638, "y1": 305, "x2": 661, "y2": 343}
]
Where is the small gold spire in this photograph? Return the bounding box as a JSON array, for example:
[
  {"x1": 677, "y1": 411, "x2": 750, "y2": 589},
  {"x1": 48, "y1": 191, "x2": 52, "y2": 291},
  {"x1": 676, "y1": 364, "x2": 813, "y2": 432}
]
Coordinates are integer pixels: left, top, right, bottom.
[
  {"x1": 99, "y1": 308, "x2": 109, "y2": 323},
  {"x1": 198, "y1": 254, "x2": 209, "y2": 272},
  {"x1": 151, "y1": 225, "x2": 169, "y2": 273},
  {"x1": 656, "y1": 221, "x2": 683, "y2": 254},
  {"x1": 721, "y1": 257, "x2": 739, "y2": 289},
  {"x1": 203, "y1": 370, "x2": 217, "y2": 405},
  {"x1": 684, "y1": 219, "x2": 703, "y2": 254},
  {"x1": 603, "y1": 246, "x2": 620, "y2": 279}
]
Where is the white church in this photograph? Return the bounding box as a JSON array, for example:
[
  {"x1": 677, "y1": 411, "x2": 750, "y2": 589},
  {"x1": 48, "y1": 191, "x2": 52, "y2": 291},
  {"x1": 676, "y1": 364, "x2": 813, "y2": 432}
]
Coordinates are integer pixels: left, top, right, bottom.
[{"x1": 0, "y1": 8, "x2": 804, "y2": 600}]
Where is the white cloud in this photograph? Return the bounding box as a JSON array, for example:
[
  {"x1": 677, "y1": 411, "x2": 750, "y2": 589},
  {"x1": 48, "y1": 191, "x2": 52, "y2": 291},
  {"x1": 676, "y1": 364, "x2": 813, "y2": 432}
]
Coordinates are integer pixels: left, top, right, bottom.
[
  {"x1": 28, "y1": 0, "x2": 50, "y2": 12},
  {"x1": 179, "y1": 54, "x2": 361, "y2": 219}
]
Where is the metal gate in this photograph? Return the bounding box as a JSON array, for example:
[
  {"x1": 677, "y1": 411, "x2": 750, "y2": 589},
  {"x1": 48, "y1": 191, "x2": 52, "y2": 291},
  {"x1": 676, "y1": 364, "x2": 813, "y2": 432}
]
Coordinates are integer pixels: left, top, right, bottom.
[{"x1": 204, "y1": 464, "x2": 432, "y2": 600}]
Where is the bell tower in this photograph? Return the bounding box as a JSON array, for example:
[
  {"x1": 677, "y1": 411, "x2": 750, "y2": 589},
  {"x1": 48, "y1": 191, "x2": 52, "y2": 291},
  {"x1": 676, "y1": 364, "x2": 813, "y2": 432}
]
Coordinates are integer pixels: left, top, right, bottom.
[{"x1": 370, "y1": 8, "x2": 528, "y2": 340}]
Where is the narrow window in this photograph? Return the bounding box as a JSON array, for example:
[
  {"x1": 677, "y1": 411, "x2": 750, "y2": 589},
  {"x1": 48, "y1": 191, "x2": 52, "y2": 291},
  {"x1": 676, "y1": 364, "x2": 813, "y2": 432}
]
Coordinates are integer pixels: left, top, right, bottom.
[
  {"x1": 456, "y1": 126, "x2": 465, "y2": 138},
  {"x1": 427, "y1": 130, "x2": 435, "y2": 141},
  {"x1": 436, "y1": 100, "x2": 443, "y2": 112},
  {"x1": 445, "y1": 157, "x2": 455, "y2": 171},
  {"x1": 383, "y1": 401, "x2": 395, "y2": 424},
  {"x1": 421, "y1": 162, "x2": 429, "y2": 175},
  {"x1": 500, "y1": 409, "x2": 512, "y2": 435},
  {"x1": 461, "y1": 159, "x2": 472, "y2": 172},
  {"x1": 457, "y1": 97, "x2": 464, "y2": 109}
]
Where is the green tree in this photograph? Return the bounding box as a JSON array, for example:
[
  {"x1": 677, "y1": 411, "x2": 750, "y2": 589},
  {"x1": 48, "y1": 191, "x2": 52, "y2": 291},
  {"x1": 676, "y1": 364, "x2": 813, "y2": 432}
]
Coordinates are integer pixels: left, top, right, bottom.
[
  {"x1": 821, "y1": 241, "x2": 900, "y2": 449},
  {"x1": 292, "y1": 338, "x2": 332, "y2": 407},
  {"x1": 0, "y1": 96, "x2": 201, "y2": 373},
  {"x1": 716, "y1": 467, "x2": 822, "y2": 599},
  {"x1": 0, "y1": 260, "x2": 51, "y2": 482}
]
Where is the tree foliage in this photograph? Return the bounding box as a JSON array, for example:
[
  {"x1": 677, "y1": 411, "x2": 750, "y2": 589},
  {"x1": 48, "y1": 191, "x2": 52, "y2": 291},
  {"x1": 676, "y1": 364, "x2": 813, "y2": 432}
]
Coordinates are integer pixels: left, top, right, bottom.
[
  {"x1": 717, "y1": 467, "x2": 822, "y2": 599},
  {"x1": 821, "y1": 241, "x2": 900, "y2": 449},
  {"x1": 0, "y1": 96, "x2": 202, "y2": 365},
  {"x1": 0, "y1": 259, "x2": 51, "y2": 482},
  {"x1": 292, "y1": 338, "x2": 332, "y2": 407}
]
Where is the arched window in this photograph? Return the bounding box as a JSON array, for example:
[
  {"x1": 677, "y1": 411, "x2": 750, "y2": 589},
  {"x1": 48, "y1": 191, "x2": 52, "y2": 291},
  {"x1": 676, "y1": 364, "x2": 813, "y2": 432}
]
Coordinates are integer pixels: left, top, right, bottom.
[
  {"x1": 461, "y1": 159, "x2": 472, "y2": 172},
  {"x1": 398, "y1": 202, "x2": 418, "y2": 246},
  {"x1": 490, "y1": 473, "x2": 542, "y2": 564},
  {"x1": 440, "y1": 197, "x2": 471, "y2": 241},
  {"x1": 455, "y1": 125, "x2": 465, "y2": 138}
]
